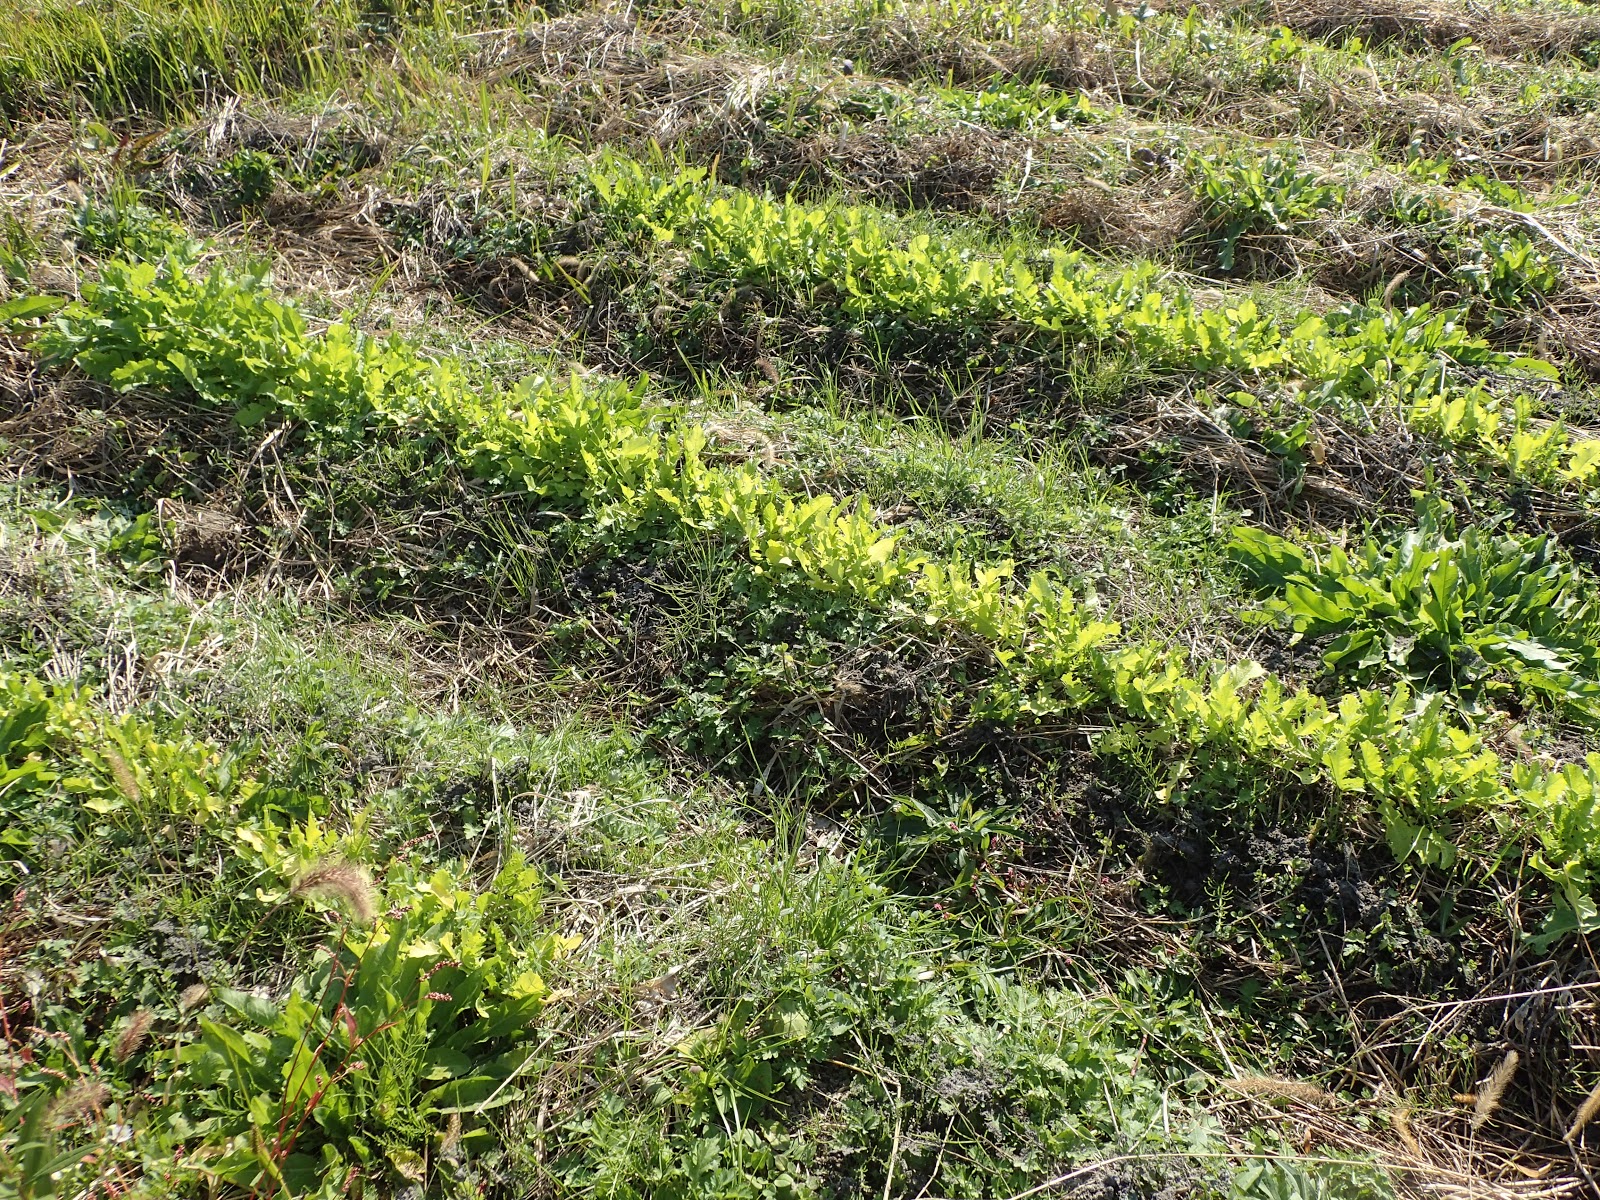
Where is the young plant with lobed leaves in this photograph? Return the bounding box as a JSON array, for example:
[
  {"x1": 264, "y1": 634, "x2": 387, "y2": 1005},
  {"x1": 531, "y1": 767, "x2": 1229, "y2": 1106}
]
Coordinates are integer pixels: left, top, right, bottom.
[
  {"x1": 0, "y1": 669, "x2": 577, "y2": 1198},
  {"x1": 585, "y1": 159, "x2": 1597, "y2": 495}
]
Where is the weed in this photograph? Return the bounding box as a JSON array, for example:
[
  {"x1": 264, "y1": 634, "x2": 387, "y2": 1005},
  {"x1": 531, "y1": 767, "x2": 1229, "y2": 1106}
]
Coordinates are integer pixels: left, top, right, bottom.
[
  {"x1": 1233, "y1": 498, "x2": 1600, "y2": 720},
  {"x1": 11, "y1": 3, "x2": 1600, "y2": 1188},
  {"x1": 1193, "y1": 151, "x2": 1343, "y2": 272}
]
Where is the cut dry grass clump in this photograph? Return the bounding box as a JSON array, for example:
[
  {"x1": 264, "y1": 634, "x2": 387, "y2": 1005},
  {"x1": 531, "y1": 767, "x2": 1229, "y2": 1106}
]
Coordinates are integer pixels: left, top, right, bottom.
[
  {"x1": 0, "y1": 338, "x2": 250, "y2": 505},
  {"x1": 1531, "y1": 295, "x2": 1600, "y2": 378},
  {"x1": 814, "y1": 11, "x2": 1153, "y2": 96},
  {"x1": 731, "y1": 127, "x2": 1021, "y2": 212},
  {"x1": 0, "y1": 339, "x2": 125, "y2": 479},
  {"x1": 475, "y1": 10, "x2": 691, "y2": 82},
  {"x1": 501, "y1": 9, "x2": 649, "y2": 64},
  {"x1": 1362, "y1": 91, "x2": 1600, "y2": 182},
  {"x1": 1268, "y1": 0, "x2": 1600, "y2": 58},
  {"x1": 196, "y1": 104, "x2": 389, "y2": 177},
  {"x1": 1035, "y1": 182, "x2": 1199, "y2": 257},
  {"x1": 477, "y1": 18, "x2": 802, "y2": 160}
]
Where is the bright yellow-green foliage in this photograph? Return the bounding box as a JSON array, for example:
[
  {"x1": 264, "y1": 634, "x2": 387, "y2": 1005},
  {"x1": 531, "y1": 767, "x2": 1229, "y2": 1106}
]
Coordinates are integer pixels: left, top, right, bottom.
[
  {"x1": 593, "y1": 159, "x2": 1299, "y2": 371},
  {"x1": 0, "y1": 671, "x2": 259, "y2": 855},
  {"x1": 591, "y1": 160, "x2": 1600, "y2": 493},
  {"x1": 25, "y1": 252, "x2": 1600, "y2": 937},
  {"x1": 36, "y1": 254, "x2": 912, "y2": 601},
  {"x1": 0, "y1": 669, "x2": 363, "y2": 897}
]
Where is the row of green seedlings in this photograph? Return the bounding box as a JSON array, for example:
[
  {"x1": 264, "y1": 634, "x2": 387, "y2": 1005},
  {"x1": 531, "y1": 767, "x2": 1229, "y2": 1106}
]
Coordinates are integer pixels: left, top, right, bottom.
[
  {"x1": 773, "y1": 74, "x2": 1565, "y2": 300},
  {"x1": 0, "y1": 671, "x2": 572, "y2": 1198},
  {"x1": 588, "y1": 157, "x2": 1596, "y2": 490},
  {"x1": 13, "y1": 244, "x2": 1600, "y2": 941}
]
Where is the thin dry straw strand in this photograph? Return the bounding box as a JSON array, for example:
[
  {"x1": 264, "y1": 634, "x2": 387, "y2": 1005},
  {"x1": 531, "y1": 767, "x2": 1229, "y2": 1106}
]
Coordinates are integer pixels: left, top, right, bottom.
[
  {"x1": 1470, "y1": 1049, "x2": 1519, "y2": 1132},
  {"x1": 111, "y1": 1009, "x2": 153, "y2": 1063}
]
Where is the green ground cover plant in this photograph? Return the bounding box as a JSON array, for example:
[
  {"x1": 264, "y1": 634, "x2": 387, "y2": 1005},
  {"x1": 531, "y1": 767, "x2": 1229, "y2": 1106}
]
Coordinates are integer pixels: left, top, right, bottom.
[
  {"x1": 1234, "y1": 500, "x2": 1600, "y2": 721},
  {"x1": 0, "y1": 505, "x2": 1289, "y2": 1200},
  {"x1": 6, "y1": 0, "x2": 1600, "y2": 1193},
  {"x1": 0, "y1": 666, "x2": 567, "y2": 1197},
  {"x1": 582, "y1": 158, "x2": 1600, "y2": 495},
  {"x1": 1193, "y1": 151, "x2": 1344, "y2": 272}
]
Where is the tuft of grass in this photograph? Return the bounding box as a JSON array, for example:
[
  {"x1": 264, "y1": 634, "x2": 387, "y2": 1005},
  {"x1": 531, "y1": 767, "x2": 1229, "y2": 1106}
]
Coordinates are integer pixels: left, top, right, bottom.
[{"x1": 0, "y1": 0, "x2": 528, "y2": 123}]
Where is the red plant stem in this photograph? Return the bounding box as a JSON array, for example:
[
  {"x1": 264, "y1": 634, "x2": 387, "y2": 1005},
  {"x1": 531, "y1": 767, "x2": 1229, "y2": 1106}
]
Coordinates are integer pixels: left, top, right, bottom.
[
  {"x1": 272, "y1": 925, "x2": 419, "y2": 1164},
  {"x1": 272, "y1": 919, "x2": 364, "y2": 1134},
  {"x1": 0, "y1": 986, "x2": 16, "y2": 1049},
  {"x1": 274, "y1": 965, "x2": 354, "y2": 1150},
  {"x1": 276, "y1": 1011, "x2": 407, "y2": 1161},
  {"x1": 263, "y1": 912, "x2": 463, "y2": 1177}
]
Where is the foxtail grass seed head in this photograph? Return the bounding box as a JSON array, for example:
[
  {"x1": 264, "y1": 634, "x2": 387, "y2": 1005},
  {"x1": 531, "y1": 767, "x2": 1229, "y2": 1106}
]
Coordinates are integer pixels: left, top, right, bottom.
[
  {"x1": 178, "y1": 983, "x2": 210, "y2": 1011},
  {"x1": 292, "y1": 859, "x2": 376, "y2": 924},
  {"x1": 105, "y1": 749, "x2": 139, "y2": 804},
  {"x1": 112, "y1": 1009, "x2": 153, "y2": 1062},
  {"x1": 1565, "y1": 1077, "x2": 1600, "y2": 1143},
  {"x1": 1225, "y1": 1074, "x2": 1331, "y2": 1106},
  {"x1": 1391, "y1": 1103, "x2": 1421, "y2": 1158},
  {"x1": 49, "y1": 1080, "x2": 109, "y2": 1127},
  {"x1": 1470, "y1": 1050, "x2": 1519, "y2": 1132}
]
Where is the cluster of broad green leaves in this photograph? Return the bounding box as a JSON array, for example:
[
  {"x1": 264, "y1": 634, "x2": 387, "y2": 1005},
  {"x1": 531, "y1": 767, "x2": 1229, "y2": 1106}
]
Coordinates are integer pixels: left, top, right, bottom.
[
  {"x1": 18, "y1": 251, "x2": 1600, "y2": 940},
  {"x1": 1384, "y1": 170, "x2": 1563, "y2": 316},
  {"x1": 586, "y1": 158, "x2": 1599, "y2": 491},
  {"x1": 1233, "y1": 500, "x2": 1600, "y2": 722},
  {"x1": 593, "y1": 158, "x2": 1300, "y2": 373},
  {"x1": 0, "y1": 670, "x2": 576, "y2": 1199},
  {"x1": 935, "y1": 80, "x2": 1110, "y2": 130},
  {"x1": 0, "y1": 670, "x2": 264, "y2": 885},
  {"x1": 1457, "y1": 230, "x2": 1560, "y2": 309},
  {"x1": 179, "y1": 862, "x2": 573, "y2": 1198},
  {"x1": 1192, "y1": 151, "x2": 1343, "y2": 271}
]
